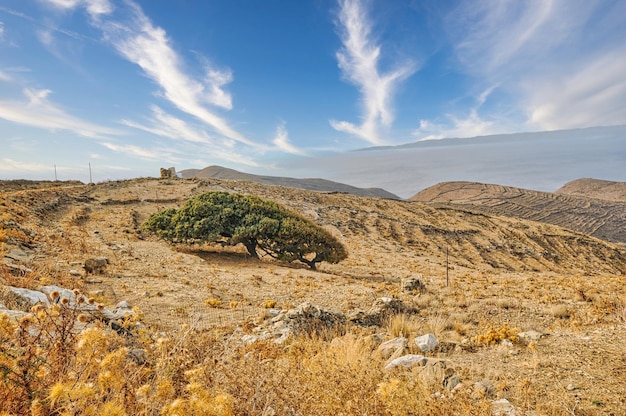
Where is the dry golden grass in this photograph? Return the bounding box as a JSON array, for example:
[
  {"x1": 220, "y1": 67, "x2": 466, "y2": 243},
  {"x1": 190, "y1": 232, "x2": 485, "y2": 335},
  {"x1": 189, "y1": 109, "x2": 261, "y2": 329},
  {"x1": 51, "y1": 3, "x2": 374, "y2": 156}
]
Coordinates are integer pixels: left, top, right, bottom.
[{"x1": 0, "y1": 178, "x2": 625, "y2": 414}]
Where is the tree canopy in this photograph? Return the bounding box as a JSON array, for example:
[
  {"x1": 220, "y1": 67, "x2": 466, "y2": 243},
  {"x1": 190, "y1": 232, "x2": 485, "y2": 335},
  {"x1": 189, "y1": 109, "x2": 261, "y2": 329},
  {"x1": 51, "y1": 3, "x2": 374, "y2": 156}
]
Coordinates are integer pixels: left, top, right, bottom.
[{"x1": 142, "y1": 191, "x2": 347, "y2": 269}]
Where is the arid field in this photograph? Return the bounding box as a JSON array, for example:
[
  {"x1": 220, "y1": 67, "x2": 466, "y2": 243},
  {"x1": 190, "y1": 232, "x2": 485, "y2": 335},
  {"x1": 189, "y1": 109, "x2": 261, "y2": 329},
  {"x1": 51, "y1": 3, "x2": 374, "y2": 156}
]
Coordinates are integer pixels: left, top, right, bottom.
[{"x1": 1, "y1": 177, "x2": 625, "y2": 415}]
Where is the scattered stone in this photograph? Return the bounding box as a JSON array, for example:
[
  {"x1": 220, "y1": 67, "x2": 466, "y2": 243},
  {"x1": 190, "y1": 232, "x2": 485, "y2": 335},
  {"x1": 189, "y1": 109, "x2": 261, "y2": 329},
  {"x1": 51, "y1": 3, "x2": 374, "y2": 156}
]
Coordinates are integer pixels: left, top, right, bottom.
[
  {"x1": 473, "y1": 381, "x2": 495, "y2": 399},
  {"x1": 443, "y1": 368, "x2": 462, "y2": 391},
  {"x1": 518, "y1": 330, "x2": 545, "y2": 343},
  {"x1": 377, "y1": 337, "x2": 408, "y2": 360},
  {"x1": 84, "y1": 257, "x2": 109, "y2": 275},
  {"x1": 384, "y1": 354, "x2": 428, "y2": 371},
  {"x1": 492, "y1": 398, "x2": 517, "y2": 416},
  {"x1": 348, "y1": 297, "x2": 409, "y2": 326},
  {"x1": 402, "y1": 276, "x2": 426, "y2": 293},
  {"x1": 415, "y1": 333, "x2": 439, "y2": 353},
  {"x1": 8, "y1": 287, "x2": 50, "y2": 307},
  {"x1": 128, "y1": 349, "x2": 148, "y2": 365},
  {"x1": 4, "y1": 247, "x2": 32, "y2": 264},
  {"x1": 566, "y1": 384, "x2": 576, "y2": 391},
  {"x1": 69, "y1": 269, "x2": 82, "y2": 276},
  {"x1": 4, "y1": 263, "x2": 32, "y2": 274}
]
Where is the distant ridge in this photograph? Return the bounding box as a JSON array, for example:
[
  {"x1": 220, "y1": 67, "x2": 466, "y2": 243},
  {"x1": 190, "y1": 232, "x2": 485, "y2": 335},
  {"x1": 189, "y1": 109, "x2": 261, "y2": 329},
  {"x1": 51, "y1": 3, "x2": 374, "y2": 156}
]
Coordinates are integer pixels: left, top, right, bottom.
[
  {"x1": 556, "y1": 178, "x2": 626, "y2": 202},
  {"x1": 410, "y1": 180, "x2": 626, "y2": 244},
  {"x1": 356, "y1": 124, "x2": 626, "y2": 151},
  {"x1": 179, "y1": 165, "x2": 400, "y2": 199}
]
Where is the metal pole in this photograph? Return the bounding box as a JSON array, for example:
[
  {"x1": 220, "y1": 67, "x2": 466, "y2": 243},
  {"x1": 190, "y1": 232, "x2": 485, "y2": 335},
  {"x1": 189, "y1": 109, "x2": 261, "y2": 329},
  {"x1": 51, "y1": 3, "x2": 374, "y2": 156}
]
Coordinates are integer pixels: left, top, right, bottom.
[
  {"x1": 54, "y1": 165, "x2": 57, "y2": 181},
  {"x1": 89, "y1": 162, "x2": 93, "y2": 184},
  {"x1": 446, "y1": 242, "x2": 449, "y2": 287}
]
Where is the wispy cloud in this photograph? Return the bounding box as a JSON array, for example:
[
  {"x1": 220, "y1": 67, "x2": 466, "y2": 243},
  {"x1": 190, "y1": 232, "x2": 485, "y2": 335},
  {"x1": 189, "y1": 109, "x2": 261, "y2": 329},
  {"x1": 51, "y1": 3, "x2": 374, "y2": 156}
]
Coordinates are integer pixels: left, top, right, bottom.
[
  {"x1": 122, "y1": 105, "x2": 214, "y2": 144},
  {"x1": 100, "y1": 142, "x2": 160, "y2": 159},
  {"x1": 42, "y1": 0, "x2": 260, "y2": 147},
  {"x1": 272, "y1": 123, "x2": 305, "y2": 155},
  {"x1": 414, "y1": 85, "x2": 504, "y2": 140},
  {"x1": 524, "y1": 50, "x2": 626, "y2": 129},
  {"x1": 120, "y1": 105, "x2": 261, "y2": 166},
  {"x1": 45, "y1": 0, "x2": 113, "y2": 17},
  {"x1": 330, "y1": 0, "x2": 416, "y2": 144},
  {"x1": 0, "y1": 158, "x2": 79, "y2": 174},
  {"x1": 0, "y1": 88, "x2": 122, "y2": 138},
  {"x1": 445, "y1": 0, "x2": 626, "y2": 132},
  {"x1": 84, "y1": 0, "x2": 257, "y2": 147}
]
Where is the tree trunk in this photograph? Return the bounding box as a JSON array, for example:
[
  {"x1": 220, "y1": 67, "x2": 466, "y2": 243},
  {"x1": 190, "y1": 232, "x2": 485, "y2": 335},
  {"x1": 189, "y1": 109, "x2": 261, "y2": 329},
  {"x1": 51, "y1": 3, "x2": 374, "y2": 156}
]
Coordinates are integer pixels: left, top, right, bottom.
[{"x1": 242, "y1": 239, "x2": 259, "y2": 258}]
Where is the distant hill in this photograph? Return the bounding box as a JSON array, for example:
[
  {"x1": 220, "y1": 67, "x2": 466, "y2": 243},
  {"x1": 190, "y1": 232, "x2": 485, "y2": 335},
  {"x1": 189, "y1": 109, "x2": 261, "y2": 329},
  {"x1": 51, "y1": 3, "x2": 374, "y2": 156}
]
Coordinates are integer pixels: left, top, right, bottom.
[
  {"x1": 179, "y1": 165, "x2": 400, "y2": 199},
  {"x1": 556, "y1": 178, "x2": 626, "y2": 202},
  {"x1": 410, "y1": 181, "x2": 626, "y2": 244}
]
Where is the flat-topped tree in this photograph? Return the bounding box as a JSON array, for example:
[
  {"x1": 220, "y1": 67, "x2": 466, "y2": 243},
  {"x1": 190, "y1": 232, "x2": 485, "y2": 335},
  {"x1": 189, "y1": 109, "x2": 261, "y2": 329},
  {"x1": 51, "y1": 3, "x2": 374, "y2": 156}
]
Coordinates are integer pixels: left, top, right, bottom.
[{"x1": 142, "y1": 191, "x2": 347, "y2": 270}]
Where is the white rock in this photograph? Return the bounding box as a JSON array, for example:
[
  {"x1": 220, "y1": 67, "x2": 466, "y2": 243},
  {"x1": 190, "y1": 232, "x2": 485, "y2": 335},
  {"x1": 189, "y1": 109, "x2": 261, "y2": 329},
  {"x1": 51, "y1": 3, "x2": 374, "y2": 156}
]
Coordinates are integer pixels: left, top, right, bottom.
[
  {"x1": 116, "y1": 301, "x2": 131, "y2": 309},
  {"x1": 377, "y1": 337, "x2": 408, "y2": 359},
  {"x1": 384, "y1": 354, "x2": 428, "y2": 371},
  {"x1": 9, "y1": 287, "x2": 50, "y2": 307},
  {"x1": 518, "y1": 330, "x2": 544, "y2": 342},
  {"x1": 415, "y1": 333, "x2": 439, "y2": 353},
  {"x1": 492, "y1": 398, "x2": 517, "y2": 416},
  {"x1": 0, "y1": 309, "x2": 29, "y2": 320}
]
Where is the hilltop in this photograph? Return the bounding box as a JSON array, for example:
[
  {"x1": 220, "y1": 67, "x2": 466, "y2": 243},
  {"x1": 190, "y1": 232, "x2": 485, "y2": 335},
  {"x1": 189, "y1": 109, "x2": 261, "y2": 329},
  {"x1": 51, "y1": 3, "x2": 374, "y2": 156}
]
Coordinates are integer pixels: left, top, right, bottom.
[
  {"x1": 1, "y1": 177, "x2": 625, "y2": 414},
  {"x1": 556, "y1": 178, "x2": 626, "y2": 202},
  {"x1": 180, "y1": 165, "x2": 400, "y2": 199},
  {"x1": 410, "y1": 181, "x2": 626, "y2": 245}
]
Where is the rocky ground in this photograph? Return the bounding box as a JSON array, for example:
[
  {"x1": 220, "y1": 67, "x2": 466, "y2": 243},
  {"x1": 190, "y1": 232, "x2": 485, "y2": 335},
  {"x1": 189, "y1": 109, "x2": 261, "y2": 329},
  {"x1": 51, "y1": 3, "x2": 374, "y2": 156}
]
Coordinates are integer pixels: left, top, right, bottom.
[{"x1": 1, "y1": 178, "x2": 625, "y2": 415}]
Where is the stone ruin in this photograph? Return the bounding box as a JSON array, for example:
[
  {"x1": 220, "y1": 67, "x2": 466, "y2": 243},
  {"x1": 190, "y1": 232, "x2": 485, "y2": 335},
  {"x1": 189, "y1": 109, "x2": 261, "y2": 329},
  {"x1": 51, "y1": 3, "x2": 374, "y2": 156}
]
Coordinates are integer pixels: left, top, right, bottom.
[{"x1": 159, "y1": 167, "x2": 177, "y2": 179}]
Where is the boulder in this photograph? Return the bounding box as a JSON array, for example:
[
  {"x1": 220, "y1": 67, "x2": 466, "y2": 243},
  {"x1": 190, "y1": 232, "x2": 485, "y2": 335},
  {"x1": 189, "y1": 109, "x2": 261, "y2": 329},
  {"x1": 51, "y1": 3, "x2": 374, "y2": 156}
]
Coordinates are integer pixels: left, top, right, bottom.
[
  {"x1": 415, "y1": 333, "x2": 439, "y2": 353},
  {"x1": 492, "y1": 398, "x2": 518, "y2": 416},
  {"x1": 384, "y1": 354, "x2": 428, "y2": 371},
  {"x1": 518, "y1": 330, "x2": 545, "y2": 343},
  {"x1": 84, "y1": 257, "x2": 109, "y2": 275},
  {"x1": 377, "y1": 337, "x2": 408, "y2": 360},
  {"x1": 8, "y1": 287, "x2": 50, "y2": 307},
  {"x1": 402, "y1": 276, "x2": 426, "y2": 293},
  {"x1": 348, "y1": 297, "x2": 409, "y2": 326}
]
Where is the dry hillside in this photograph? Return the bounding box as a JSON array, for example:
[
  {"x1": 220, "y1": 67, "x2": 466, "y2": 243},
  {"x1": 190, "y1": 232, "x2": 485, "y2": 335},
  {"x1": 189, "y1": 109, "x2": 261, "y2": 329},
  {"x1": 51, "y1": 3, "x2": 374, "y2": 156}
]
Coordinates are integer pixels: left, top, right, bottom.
[
  {"x1": 180, "y1": 165, "x2": 400, "y2": 199},
  {"x1": 410, "y1": 181, "x2": 626, "y2": 245},
  {"x1": 1, "y1": 178, "x2": 625, "y2": 415},
  {"x1": 556, "y1": 178, "x2": 626, "y2": 202}
]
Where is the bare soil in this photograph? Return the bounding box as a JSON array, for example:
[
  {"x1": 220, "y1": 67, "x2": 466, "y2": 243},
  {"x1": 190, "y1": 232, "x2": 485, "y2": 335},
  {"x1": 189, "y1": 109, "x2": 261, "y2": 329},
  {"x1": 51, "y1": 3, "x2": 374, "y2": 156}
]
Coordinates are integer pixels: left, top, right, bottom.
[{"x1": 2, "y1": 178, "x2": 625, "y2": 414}]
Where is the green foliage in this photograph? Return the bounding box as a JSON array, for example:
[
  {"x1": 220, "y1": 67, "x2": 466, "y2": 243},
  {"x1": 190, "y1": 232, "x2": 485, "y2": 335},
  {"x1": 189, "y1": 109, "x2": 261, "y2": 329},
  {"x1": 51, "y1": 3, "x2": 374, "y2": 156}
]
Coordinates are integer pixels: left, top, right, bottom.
[{"x1": 142, "y1": 191, "x2": 347, "y2": 269}]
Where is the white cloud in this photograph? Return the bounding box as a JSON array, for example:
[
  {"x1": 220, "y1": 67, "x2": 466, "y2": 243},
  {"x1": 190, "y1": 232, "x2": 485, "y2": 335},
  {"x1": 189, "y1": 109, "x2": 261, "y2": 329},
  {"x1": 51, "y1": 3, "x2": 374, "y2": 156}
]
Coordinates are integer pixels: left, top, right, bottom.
[
  {"x1": 100, "y1": 142, "x2": 160, "y2": 159},
  {"x1": 93, "y1": 1, "x2": 256, "y2": 146},
  {"x1": 414, "y1": 110, "x2": 496, "y2": 141},
  {"x1": 524, "y1": 50, "x2": 626, "y2": 129},
  {"x1": 44, "y1": 0, "x2": 113, "y2": 17},
  {"x1": 39, "y1": 0, "x2": 256, "y2": 147},
  {"x1": 445, "y1": 0, "x2": 626, "y2": 132},
  {"x1": 0, "y1": 158, "x2": 80, "y2": 174},
  {"x1": 330, "y1": 0, "x2": 416, "y2": 144},
  {"x1": 414, "y1": 86, "x2": 502, "y2": 140},
  {"x1": 0, "y1": 88, "x2": 122, "y2": 138},
  {"x1": 0, "y1": 71, "x2": 11, "y2": 82},
  {"x1": 272, "y1": 123, "x2": 305, "y2": 155},
  {"x1": 122, "y1": 105, "x2": 213, "y2": 144}
]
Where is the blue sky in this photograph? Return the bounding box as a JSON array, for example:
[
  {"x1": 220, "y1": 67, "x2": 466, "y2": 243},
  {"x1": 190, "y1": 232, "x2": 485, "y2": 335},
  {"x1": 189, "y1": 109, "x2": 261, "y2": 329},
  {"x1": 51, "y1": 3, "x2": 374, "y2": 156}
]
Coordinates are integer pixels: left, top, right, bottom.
[{"x1": 1, "y1": 0, "x2": 625, "y2": 184}]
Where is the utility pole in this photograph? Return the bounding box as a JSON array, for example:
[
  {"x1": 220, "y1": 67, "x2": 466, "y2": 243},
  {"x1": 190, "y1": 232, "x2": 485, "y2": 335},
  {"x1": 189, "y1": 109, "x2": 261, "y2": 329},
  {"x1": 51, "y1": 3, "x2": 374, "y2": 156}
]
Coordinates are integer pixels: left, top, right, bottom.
[
  {"x1": 89, "y1": 162, "x2": 93, "y2": 184},
  {"x1": 54, "y1": 165, "x2": 57, "y2": 181},
  {"x1": 446, "y1": 241, "x2": 449, "y2": 287}
]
